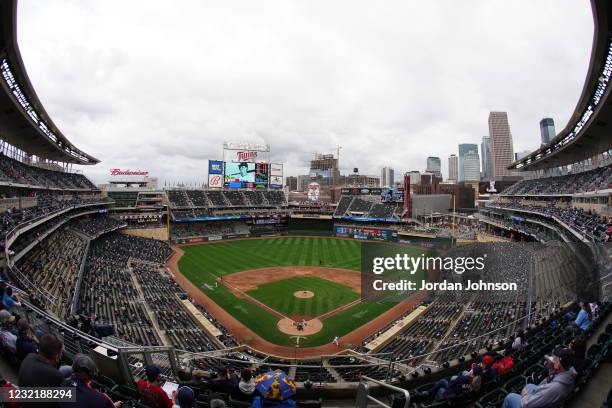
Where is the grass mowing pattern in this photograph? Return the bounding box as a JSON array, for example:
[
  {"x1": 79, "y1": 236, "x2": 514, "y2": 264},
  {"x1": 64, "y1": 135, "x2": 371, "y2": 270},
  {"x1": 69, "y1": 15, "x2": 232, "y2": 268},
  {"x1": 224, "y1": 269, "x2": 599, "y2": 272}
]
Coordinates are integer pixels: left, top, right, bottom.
[
  {"x1": 177, "y1": 237, "x2": 423, "y2": 346},
  {"x1": 246, "y1": 276, "x2": 359, "y2": 317}
]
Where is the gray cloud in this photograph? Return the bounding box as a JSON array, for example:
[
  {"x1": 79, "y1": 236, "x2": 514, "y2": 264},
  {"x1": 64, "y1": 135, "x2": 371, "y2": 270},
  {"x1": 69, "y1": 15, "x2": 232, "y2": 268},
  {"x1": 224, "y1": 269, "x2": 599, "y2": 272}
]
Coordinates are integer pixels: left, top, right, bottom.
[{"x1": 16, "y1": 0, "x2": 592, "y2": 184}]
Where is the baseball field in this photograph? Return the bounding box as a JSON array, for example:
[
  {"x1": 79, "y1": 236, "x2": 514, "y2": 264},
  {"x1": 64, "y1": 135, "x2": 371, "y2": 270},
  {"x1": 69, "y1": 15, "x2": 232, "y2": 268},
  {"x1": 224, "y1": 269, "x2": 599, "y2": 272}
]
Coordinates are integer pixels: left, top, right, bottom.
[{"x1": 176, "y1": 236, "x2": 425, "y2": 347}]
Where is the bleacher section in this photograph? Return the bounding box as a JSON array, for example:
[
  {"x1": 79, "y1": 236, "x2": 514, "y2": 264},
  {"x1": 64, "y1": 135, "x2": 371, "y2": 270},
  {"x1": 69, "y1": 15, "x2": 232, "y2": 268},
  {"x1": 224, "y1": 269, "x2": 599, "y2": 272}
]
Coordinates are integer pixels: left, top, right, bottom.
[
  {"x1": 0, "y1": 154, "x2": 96, "y2": 189},
  {"x1": 168, "y1": 189, "x2": 286, "y2": 210},
  {"x1": 133, "y1": 263, "x2": 236, "y2": 351},
  {"x1": 334, "y1": 194, "x2": 402, "y2": 220},
  {"x1": 503, "y1": 163, "x2": 612, "y2": 196},
  {"x1": 15, "y1": 227, "x2": 86, "y2": 319},
  {"x1": 486, "y1": 200, "x2": 610, "y2": 242},
  {"x1": 1, "y1": 194, "x2": 111, "y2": 238},
  {"x1": 69, "y1": 215, "x2": 126, "y2": 238},
  {"x1": 370, "y1": 243, "x2": 577, "y2": 368}
]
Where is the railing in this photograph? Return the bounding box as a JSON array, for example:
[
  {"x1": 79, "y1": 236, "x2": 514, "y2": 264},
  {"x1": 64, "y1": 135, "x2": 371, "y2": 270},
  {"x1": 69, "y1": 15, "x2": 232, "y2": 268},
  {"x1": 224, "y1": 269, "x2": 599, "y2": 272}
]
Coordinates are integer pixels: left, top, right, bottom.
[
  {"x1": 70, "y1": 239, "x2": 90, "y2": 316},
  {"x1": 484, "y1": 203, "x2": 590, "y2": 242},
  {"x1": 356, "y1": 376, "x2": 410, "y2": 408},
  {"x1": 5, "y1": 197, "x2": 113, "y2": 245}
]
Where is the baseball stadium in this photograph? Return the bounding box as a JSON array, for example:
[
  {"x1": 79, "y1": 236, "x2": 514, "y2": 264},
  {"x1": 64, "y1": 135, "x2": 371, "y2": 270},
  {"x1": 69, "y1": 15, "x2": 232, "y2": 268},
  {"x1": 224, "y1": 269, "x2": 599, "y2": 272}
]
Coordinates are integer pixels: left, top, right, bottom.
[{"x1": 0, "y1": 0, "x2": 611, "y2": 407}]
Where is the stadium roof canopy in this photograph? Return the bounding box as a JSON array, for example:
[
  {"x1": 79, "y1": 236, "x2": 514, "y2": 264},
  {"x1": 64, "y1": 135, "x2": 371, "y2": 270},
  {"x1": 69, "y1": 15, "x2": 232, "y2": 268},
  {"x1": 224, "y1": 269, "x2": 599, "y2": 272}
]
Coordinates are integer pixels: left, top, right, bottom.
[
  {"x1": 509, "y1": 0, "x2": 612, "y2": 171},
  {"x1": 0, "y1": 0, "x2": 98, "y2": 164}
]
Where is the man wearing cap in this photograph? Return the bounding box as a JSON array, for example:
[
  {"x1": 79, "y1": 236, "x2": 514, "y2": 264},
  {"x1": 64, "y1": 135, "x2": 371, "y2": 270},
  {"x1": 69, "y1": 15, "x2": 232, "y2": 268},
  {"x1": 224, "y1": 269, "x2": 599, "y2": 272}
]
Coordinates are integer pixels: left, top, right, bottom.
[
  {"x1": 172, "y1": 386, "x2": 194, "y2": 408},
  {"x1": 136, "y1": 365, "x2": 174, "y2": 408},
  {"x1": 501, "y1": 347, "x2": 577, "y2": 408},
  {"x1": 0, "y1": 310, "x2": 17, "y2": 354},
  {"x1": 60, "y1": 353, "x2": 122, "y2": 408}
]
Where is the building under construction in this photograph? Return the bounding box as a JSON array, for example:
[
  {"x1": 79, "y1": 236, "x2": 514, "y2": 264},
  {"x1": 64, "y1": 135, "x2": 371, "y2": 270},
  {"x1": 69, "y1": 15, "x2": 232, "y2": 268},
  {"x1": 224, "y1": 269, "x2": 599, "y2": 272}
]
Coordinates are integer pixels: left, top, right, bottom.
[{"x1": 309, "y1": 153, "x2": 340, "y2": 186}]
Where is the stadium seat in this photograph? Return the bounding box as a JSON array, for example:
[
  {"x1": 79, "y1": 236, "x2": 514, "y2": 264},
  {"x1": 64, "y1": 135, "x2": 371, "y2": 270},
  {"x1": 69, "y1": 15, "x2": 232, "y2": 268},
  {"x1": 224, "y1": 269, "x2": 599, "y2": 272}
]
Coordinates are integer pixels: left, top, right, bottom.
[{"x1": 474, "y1": 388, "x2": 508, "y2": 408}]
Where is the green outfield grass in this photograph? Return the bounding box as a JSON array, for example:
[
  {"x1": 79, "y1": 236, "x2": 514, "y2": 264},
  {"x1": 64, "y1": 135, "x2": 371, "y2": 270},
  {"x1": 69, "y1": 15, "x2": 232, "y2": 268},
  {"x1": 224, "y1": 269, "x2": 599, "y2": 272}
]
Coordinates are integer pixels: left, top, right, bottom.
[
  {"x1": 177, "y1": 236, "x2": 425, "y2": 346},
  {"x1": 246, "y1": 276, "x2": 359, "y2": 317}
]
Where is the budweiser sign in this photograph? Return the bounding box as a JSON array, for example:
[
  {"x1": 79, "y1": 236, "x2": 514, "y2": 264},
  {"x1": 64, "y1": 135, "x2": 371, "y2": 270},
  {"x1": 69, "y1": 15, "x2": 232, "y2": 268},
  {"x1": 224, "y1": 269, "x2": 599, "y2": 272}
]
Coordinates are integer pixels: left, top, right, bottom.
[
  {"x1": 110, "y1": 169, "x2": 149, "y2": 176},
  {"x1": 236, "y1": 151, "x2": 258, "y2": 161}
]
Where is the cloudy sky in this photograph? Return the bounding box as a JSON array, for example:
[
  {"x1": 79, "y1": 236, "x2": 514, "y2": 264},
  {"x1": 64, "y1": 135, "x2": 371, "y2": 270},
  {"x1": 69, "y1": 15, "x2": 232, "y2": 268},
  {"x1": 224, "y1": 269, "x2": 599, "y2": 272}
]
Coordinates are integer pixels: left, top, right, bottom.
[{"x1": 17, "y1": 0, "x2": 592, "y2": 185}]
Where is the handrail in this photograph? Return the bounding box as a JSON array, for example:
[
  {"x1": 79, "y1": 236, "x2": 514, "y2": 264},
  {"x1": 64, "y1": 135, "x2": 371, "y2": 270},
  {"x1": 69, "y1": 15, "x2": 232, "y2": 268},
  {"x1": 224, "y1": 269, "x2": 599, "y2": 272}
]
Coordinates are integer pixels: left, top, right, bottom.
[
  {"x1": 356, "y1": 375, "x2": 410, "y2": 408},
  {"x1": 485, "y1": 203, "x2": 590, "y2": 242},
  {"x1": 5, "y1": 197, "x2": 113, "y2": 243}
]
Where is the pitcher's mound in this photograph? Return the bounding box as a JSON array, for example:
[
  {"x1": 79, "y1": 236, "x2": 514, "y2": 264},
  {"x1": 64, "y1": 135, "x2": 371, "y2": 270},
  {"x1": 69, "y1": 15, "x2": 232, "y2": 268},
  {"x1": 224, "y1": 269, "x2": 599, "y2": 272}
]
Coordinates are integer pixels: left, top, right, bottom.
[
  {"x1": 294, "y1": 290, "x2": 314, "y2": 299},
  {"x1": 277, "y1": 318, "x2": 323, "y2": 335}
]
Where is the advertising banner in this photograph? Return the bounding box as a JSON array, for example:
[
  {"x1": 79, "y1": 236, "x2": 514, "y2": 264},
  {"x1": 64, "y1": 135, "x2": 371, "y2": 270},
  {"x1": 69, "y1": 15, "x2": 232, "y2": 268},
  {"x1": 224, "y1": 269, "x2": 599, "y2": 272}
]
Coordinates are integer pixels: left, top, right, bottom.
[
  {"x1": 208, "y1": 173, "x2": 223, "y2": 188},
  {"x1": 270, "y1": 163, "x2": 283, "y2": 188},
  {"x1": 208, "y1": 160, "x2": 223, "y2": 175}
]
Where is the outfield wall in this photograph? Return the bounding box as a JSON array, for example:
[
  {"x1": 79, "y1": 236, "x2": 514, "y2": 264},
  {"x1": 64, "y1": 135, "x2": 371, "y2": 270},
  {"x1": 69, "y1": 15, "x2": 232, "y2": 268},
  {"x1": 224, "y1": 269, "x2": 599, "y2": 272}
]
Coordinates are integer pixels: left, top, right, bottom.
[{"x1": 287, "y1": 217, "x2": 334, "y2": 235}]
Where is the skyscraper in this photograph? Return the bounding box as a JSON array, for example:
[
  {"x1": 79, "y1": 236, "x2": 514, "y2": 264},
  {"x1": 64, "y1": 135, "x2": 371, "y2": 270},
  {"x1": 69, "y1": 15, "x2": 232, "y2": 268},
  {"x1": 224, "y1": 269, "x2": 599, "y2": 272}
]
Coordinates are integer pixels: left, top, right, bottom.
[
  {"x1": 458, "y1": 143, "x2": 479, "y2": 181},
  {"x1": 463, "y1": 151, "x2": 480, "y2": 181},
  {"x1": 448, "y1": 154, "x2": 458, "y2": 183},
  {"x1": 407, "y1": 171, "x2": 421, "y2": 185},
  {"x1": 426, "y1": 157, "x2": 441, "y2": 177},
  {"x1": 380, "y1": 167, "x2": 394, "y2": 188},
  {"x1": 488, "y1": 111, "x2": 515, "y2": 178},
  {"x1": 309, "y1": 153, "x2": 339, "y2": 186},
  {"x1": 285, "y1": 176, "x2": 297, "y2": 191},
  {"x1": 481, "y1": 136, "x2": 491, "y2": 180},
  {"x1": 540, "y1": 118, "x2": 555, "y2": 146}
]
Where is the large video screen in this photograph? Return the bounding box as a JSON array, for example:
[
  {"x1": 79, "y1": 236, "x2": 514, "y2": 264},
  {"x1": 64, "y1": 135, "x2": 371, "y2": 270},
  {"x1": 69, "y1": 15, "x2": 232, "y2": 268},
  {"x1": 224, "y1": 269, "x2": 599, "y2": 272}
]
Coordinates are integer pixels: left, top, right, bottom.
[
  {"x1": 224, "y1": 161, "x2": 255, "y2": 188},
  {"x1": 382, "y1": 188, "x2": 404, "y2": 203}
]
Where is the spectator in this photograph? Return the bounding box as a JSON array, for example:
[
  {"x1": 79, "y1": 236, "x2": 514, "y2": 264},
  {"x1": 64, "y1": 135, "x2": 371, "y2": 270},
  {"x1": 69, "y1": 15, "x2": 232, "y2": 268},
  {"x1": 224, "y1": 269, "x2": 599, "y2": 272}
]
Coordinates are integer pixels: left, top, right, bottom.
[
  {"x1": 136, "y1": 365, "x2": 174, "y2": 408},
  {"x1": 15, "y1": 321, "x2": 38, "y2": 361},
  {"x1": 210, "y1": 400, "x2": 226, "y2": 408},
  {"x1": 0, "y1": 310, "x2": 17, "y2": 354},
  {"x1": 59, "y1": 365, "x2": 73, "y2": 380},
  {"x1": 569, "y1": 336, "x2": 587, "y2": 375},
  {"x1": 571, "y1": 302, "x2": 592, "y2": 333},
  {"x1": 1, "y1": 285, "x2": 21, "y2": 311},
  {"x1": 234, "y1": 368, "x2": 256, "y2": 401},
  {"x1": 0, "y1": 375, "x2": 19, "y2": 408},
  {"x1": 481, "y1": 355, "x2": 498, "y2": 384},
  {"x1": 208, "y1": 368, "x2": 237, "y2": 395},
  {"x1": 589, "y1": 302, "x2": 600, "y2": 320},
  {"x1": 512, "y1": 330, "x2": 524, "y2": 351},
  {"x1": 60, "y1": 353, "x2": 122, "y2": 408},
  {"x1": 18, "y1": 332, "x2": 64, "y2": 387},
  {"x1": 423, "y1": 364, "x2": 482, "y2": 401},
  {"x1": 173, "y1": 386, "x2": 194, "y2": 408},
  {"x1": 501, "y1": 348, "x2": 577, "y2": 408}
]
